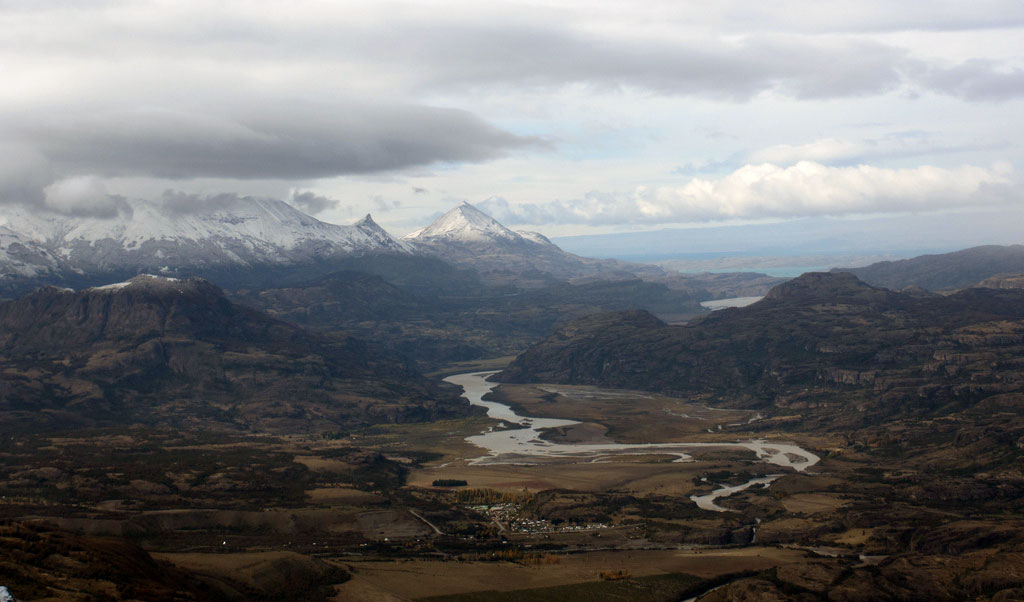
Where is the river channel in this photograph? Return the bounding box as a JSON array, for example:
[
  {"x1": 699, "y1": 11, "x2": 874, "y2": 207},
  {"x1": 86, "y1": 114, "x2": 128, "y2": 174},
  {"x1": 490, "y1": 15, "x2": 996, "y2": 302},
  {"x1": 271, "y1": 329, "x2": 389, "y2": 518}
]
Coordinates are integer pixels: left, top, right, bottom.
[{"x1": 445, "y1": 371, "x2": 820, "y2": 512}]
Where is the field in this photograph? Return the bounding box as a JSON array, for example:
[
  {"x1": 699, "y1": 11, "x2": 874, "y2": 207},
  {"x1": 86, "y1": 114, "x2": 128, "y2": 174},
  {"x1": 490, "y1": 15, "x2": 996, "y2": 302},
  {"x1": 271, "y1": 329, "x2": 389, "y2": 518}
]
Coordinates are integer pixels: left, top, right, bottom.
[
  {"x1": 336, "y1": 547, "x2": 814, "y2": 601},
  {"x1": 4, "y1": 366, "x2": 1023, "y2": 600}
]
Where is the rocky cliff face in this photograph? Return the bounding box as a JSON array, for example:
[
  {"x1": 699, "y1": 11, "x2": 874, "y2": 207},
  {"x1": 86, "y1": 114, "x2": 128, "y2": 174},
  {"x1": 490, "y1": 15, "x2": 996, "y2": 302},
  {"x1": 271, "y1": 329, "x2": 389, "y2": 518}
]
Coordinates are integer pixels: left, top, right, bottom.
[
  {"x1": 497, "y1": 272, "x2": 1024, "y2": 425},
  {"x1": 0, "y1": 275, "x2": 472, "y2": 433}
]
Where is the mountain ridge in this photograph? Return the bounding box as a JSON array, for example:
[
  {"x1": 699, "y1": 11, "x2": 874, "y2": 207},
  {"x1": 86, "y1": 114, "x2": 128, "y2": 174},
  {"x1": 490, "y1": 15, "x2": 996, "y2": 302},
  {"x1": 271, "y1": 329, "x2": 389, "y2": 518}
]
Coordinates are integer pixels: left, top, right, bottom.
[
  {"x1": 0, "y1": 274, "x2": 473, "y2": 433},
  {"x1": 0, "y1": 197, "x2": 410, "y2": 294},
  {"x1": 496, "y1": 272, "x2": 1024, "y2": 427},
  {"x1": 834, "y1": 244, "x2": 1024, "y2": 291}
]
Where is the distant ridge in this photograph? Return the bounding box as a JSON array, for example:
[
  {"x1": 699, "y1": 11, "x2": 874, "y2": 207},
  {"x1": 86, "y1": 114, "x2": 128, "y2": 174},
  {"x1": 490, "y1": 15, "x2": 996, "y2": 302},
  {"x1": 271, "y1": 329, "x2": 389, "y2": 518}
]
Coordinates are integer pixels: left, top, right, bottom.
[{"x1": 833, "y1": 244, "x2": 1024, "y2": 291}]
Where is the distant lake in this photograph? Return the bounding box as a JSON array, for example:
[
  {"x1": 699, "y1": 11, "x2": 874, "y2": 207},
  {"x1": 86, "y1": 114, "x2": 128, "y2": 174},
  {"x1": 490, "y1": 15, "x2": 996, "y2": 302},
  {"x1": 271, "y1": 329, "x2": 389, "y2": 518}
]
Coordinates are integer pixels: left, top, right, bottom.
[{"x1": 700, "y1": 296, "x2": 763, "y2": 311}]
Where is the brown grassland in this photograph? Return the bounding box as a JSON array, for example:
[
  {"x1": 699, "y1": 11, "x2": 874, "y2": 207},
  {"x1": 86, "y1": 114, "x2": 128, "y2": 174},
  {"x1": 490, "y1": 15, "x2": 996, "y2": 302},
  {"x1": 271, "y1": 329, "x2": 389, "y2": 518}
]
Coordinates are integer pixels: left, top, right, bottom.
[{"x1": 3, "y1": 368, "x2": 1023, "y2": 600}]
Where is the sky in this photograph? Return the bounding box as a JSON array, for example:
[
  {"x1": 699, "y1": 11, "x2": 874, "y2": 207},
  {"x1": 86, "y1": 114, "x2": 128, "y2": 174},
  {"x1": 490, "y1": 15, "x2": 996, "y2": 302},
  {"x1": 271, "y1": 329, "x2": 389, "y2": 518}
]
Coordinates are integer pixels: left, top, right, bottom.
[{"x1": 1, "y1": 0, "x2": 1023, "y2": 244}]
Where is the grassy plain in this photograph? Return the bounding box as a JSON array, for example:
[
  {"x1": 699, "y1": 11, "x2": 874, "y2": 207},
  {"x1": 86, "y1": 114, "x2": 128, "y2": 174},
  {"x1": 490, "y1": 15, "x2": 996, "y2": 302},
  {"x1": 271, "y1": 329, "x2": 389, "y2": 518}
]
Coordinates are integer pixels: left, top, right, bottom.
[{"x1": 337, "y1": 547, "x2": 811, "y2": 600}]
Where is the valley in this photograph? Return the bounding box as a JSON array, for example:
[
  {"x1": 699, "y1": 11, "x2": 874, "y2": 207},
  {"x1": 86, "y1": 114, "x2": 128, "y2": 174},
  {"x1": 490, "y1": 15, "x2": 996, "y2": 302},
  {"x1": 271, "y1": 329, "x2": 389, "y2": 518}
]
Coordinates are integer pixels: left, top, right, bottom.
[
  {"x1": 5, "y1": 4, "x2": 1023, "y2": 599},
  {"x1": 1, "y1": 202, "x2": 1023, "y2": 601},
  {"x1": 4, "y1": 354, "x2": 1023, "y2": 600}
]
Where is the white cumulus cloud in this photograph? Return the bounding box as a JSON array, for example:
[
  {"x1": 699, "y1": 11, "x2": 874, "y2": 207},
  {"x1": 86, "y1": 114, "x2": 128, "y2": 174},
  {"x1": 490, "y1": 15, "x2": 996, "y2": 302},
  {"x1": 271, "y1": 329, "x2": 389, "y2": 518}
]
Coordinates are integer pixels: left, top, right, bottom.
[{"x1": 483, "y1": 161, "x2": 1018, "y2": 225}]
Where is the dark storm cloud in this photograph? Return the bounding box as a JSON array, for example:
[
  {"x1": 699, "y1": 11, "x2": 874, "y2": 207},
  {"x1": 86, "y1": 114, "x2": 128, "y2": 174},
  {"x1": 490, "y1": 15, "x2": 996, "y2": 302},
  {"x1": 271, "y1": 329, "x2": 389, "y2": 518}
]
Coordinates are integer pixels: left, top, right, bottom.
[
  {"x1": 12, "y1": 101, "x2": 539, "y2": 181},
  {"x1": 288, "y1": 191, "x2": 341, "y2": 215}
]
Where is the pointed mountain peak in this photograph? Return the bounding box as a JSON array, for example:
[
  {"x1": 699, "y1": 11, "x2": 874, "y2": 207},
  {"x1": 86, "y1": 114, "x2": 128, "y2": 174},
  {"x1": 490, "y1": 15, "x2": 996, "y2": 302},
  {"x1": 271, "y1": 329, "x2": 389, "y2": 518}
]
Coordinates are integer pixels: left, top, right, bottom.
[
  {"x1": 405, "y1": 202, "x2": 520, "y2": 243},
  {"x1": 354, "y1": 213, "x2": 381, "y2": 229},
  {"x1": 449, "y1": 201, "x2": 494, "y2": 222},
  {"x1": 349, "y1": 212, "x2": 412, "y2": 253}
]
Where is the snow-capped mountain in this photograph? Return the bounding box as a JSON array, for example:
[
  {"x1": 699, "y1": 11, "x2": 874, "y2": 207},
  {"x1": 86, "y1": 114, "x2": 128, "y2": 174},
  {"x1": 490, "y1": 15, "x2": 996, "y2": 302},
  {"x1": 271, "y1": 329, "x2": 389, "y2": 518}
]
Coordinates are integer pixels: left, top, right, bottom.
[
  {"x1": 403, "y1": 201, "x2": 525, "y2": 244},
  {"x1": 0, "y1": 196, "x2": 410, "y2": 293},
  {"x1": 403, "y1": 202, "x2": 659, "y2": 285},
  {"x1": 403, "y1": 202, "x2": 556, "y2": 249}
]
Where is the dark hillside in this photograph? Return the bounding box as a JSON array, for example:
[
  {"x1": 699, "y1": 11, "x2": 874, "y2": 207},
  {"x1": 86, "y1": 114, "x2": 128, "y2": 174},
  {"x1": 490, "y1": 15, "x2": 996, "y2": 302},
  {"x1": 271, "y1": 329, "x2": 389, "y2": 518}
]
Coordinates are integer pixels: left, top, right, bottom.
[{"x1": 0, "y1": 275, "x2": 472, "y2": 433}]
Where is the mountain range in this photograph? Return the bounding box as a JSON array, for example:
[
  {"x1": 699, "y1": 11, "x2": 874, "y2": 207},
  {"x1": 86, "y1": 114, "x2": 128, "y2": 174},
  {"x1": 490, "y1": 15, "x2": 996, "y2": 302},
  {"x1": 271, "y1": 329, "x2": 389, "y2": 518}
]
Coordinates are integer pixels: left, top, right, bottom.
[
  {"x1": 0, "y1": 196, "x2": 409, "y2": 294},
  {"x1": 0, "y1": 198, "x2": 783, "y2": 298}
]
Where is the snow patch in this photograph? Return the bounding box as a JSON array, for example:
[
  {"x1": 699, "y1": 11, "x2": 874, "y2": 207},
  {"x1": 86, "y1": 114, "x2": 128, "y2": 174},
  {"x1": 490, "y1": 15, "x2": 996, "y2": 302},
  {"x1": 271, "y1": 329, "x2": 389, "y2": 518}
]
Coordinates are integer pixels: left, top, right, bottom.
[
  {"x1": 89, "y1": 274, "x2": 182, "y2": 292},
  {"x1": 516, "y1": 230, "x2": 553, "y2": 245}
]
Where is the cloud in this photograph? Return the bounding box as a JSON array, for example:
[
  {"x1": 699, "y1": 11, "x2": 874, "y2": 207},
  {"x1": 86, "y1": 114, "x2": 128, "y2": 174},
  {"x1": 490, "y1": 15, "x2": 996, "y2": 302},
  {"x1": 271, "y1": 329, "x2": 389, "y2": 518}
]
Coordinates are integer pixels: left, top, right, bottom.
[
  {"x1": 159, "y1": 190, "x2": 254, "y2": 216},
  {"x1": 911, "y1": 58, "x2": 1024, "y2": 101},
  {"x1": 748, "y1": 135, "x2": 1009, "y2": 167},
  {"x1": 0, "y1": 99, "x2": 539, "y2": 215},
  {"x1": 4, "y1": 5, "x2": 1021, "y2": 104},
  {"x1": 0, "y1": 0, "x2": 1020, "y2": 231},
  {"x1": 375, "y1": 29, "x2": 910, "y2": 101},
  {"x1": 750, "y1": 139, "x2": 870, "y2": 165},
  {"x1": 288, "y1": 191, "x2": 341, "y2": 215},
  {"x1": 0, "y1": 143, "x2": 51, "y2": 206},
  {"x1": 41, "y1": 176, "x2": 130, "y2": 218},
  {"x1": 483, "y1": 162, "x2": 1019, "y2": 225},
  {"x1": 10, "y1": 101, "x2": 538, "y2": 181}
]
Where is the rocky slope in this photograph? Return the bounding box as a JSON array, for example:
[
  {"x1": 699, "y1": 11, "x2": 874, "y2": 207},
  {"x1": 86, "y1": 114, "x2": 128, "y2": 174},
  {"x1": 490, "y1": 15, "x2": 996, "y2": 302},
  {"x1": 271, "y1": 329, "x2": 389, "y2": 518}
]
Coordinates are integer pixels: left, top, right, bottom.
[
  {"x1": 497, "y1": 272, "x2": 1024, "y2": 426},
  {"x1": 834, "y1": 244, "x2": 1024, "y2": 291},
  {"x1": 236, "y1": 271, "x2": 705, "y2": 369},
  {"x1": 0, "y1": 197, "x2": 410, "y2": 295},
  {"x1": 976, "y1": 273, "x2": 1024, "y2": 289},
  {"x1": 0, "y1": 275, "x2": 472, "y2": 433}
]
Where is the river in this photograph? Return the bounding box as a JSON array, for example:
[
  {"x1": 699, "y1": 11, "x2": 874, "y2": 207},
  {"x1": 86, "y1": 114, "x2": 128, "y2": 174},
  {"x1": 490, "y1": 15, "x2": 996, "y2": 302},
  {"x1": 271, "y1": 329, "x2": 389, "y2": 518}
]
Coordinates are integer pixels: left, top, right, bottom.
[{"x1": 445, "y1": 371, "x2": 820, "y2": 511}]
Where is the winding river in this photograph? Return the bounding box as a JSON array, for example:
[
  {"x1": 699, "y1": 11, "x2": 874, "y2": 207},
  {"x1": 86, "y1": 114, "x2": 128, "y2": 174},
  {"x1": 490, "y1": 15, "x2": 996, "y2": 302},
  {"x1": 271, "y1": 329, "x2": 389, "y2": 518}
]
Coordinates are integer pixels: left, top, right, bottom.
[{"x1": 445, "y1": 371, "x2": 820, "y2": 512}]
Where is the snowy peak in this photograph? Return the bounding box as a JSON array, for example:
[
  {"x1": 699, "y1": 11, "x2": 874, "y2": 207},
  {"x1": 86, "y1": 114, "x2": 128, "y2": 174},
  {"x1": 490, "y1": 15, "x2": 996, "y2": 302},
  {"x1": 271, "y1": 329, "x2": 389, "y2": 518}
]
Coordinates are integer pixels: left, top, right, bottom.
[
  {"x1": 354, "y1": 213, "x2": 413, "y2": 253},
  {"x1": 404, "y1": 202, "x2": 521, "y2": 244},
  {"x1": 0, "y1": 197, "x2": 412, "y2": 286},
  {"x1": 355, "y1": 213, "x2": 379, "y2": 229}
]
